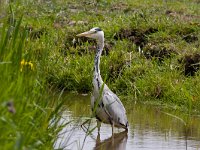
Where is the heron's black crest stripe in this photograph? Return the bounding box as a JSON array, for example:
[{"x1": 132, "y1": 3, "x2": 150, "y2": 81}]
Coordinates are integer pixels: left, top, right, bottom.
[{"x1": 95, "y1": 28, "x2": 102, "y2": 31}]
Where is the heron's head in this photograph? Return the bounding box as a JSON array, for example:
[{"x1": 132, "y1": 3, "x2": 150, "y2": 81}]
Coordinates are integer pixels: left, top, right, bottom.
[{"x1": 76, "y1": 27, "x2": 104, "y2": 41}]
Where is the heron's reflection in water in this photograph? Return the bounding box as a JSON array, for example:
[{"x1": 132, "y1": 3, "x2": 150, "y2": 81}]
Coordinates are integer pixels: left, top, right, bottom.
[{"x1": 94, "y1": 130, "x2": 128, "y2": 150}]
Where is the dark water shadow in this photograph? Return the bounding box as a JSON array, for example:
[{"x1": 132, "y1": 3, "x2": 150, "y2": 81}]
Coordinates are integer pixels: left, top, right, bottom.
[{"x1": 94, "y1": 130, "x2": 128, "y2": 150}]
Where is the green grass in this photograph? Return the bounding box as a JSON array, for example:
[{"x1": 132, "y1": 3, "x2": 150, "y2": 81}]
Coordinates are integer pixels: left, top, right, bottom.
[
  {"x1": 0, "y1": 5, "x2": 66, "y2": 149},
  {"x1": 0, "y1": 0, "x2": 200, "y2": 148}
]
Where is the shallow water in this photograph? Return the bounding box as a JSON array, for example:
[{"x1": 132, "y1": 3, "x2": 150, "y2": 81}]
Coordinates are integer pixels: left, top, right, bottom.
[{"x1": 54, "y1": 93, "x2": 200, "y2": 150}]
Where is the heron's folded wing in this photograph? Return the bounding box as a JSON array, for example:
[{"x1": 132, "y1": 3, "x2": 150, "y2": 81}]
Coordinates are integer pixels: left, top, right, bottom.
[{"x1": 102, "y1": 90, "x2": 127, "y2": 125}]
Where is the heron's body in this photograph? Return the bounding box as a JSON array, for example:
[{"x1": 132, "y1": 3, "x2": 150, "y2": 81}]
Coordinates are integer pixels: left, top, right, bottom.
[
  {"x1": 91, "y1": 85, "x2": 128, "y2": 129},
  {"x1": 77, "y1": 27, "x2": 128, "y2": 132}
]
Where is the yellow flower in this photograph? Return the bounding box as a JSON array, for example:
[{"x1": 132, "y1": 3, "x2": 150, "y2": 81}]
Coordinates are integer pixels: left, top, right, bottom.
[
  {"x1": 21, "y1": 59, "x2": 25, "y2": 65},
  {"x1": 20, "y1": 59, "x2": 34, "y2": 71},
  {"x1": 28, "y1": 62, "x2": 34, "y2": 70}
]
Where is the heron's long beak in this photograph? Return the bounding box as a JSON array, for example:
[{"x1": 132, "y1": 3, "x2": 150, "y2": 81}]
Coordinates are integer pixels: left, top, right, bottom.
[{"x1": 76, "y1": 31, "x2": 92, "y2": 37}]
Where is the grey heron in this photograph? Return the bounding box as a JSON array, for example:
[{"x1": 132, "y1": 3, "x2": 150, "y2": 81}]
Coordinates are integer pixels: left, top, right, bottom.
[{"x1": 77, "y1": 27, "x2": 128, "y2": 133}]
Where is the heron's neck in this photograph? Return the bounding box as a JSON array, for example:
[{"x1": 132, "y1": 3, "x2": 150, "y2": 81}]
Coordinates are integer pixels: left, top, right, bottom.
[{"x1": 93, "y1": 40, "x2": 104, "y2": 90}]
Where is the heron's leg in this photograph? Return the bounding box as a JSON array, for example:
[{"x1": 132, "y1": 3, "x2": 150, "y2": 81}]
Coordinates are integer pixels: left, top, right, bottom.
[
  {"x1": 97, "y1": 131, "x2": 100, "y2": 143},
  {"x1": 97, "y1": 120, "x2": 101, "y2": 133},
  {"x1": 112, "y1": 123, "x2": 114, "y2": 135},
  {"x1": 111, "y1": 123, "x2": 115, "y2": 144}
]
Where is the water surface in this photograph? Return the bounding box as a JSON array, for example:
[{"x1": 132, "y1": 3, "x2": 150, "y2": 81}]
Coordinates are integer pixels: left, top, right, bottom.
[{"x1": 54, "y1": 93, "x2": 200, "y2": 150}]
